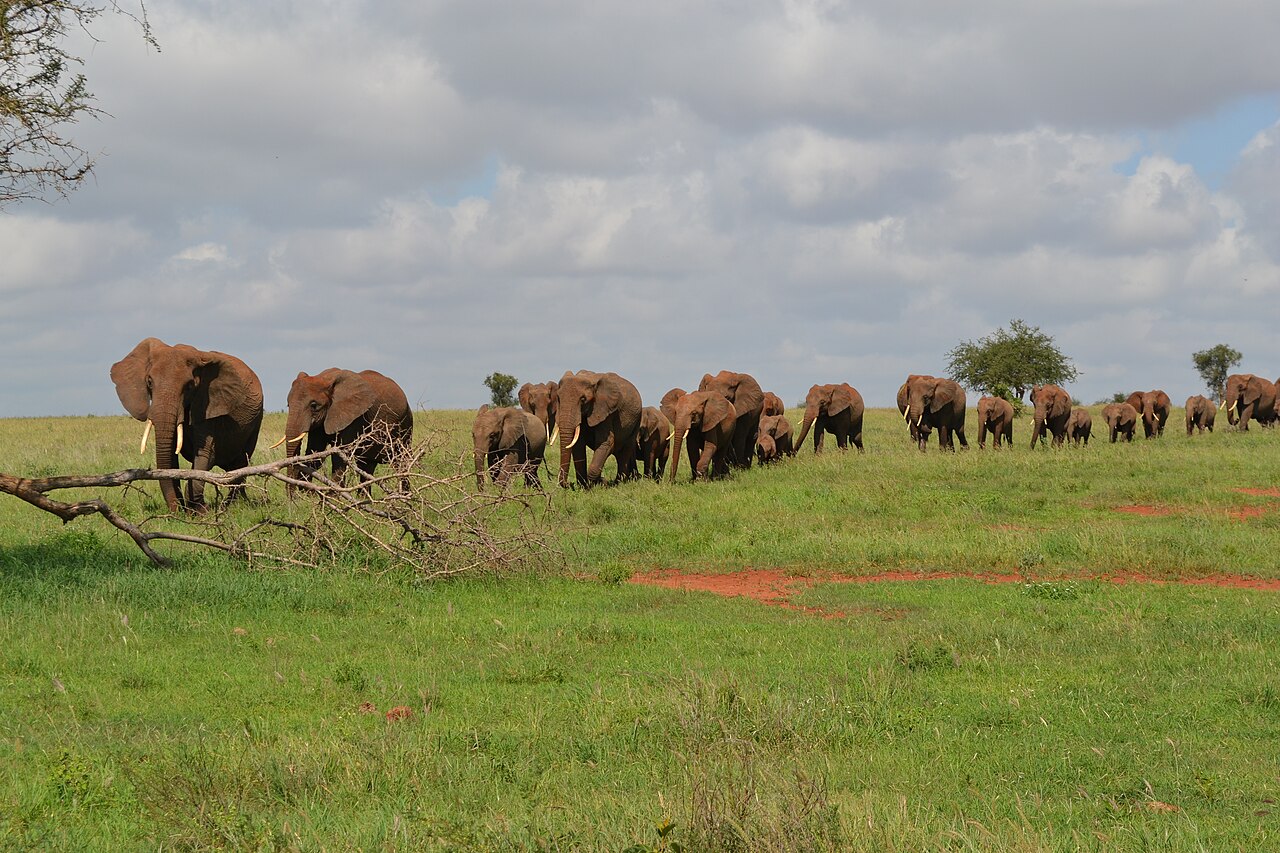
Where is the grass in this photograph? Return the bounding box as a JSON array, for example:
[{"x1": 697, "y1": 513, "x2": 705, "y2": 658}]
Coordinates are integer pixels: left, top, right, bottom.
[{"x1": 2, "y1": 407, "x2": 1279, "y2": 849}]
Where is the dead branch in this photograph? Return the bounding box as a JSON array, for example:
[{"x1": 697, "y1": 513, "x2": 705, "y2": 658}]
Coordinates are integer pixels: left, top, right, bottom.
[{"x1": 0, "y1": 430, "x2": 559, "y2": 579}]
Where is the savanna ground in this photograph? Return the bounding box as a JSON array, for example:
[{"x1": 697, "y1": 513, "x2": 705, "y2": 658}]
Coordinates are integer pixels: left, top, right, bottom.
[{"x1": 2, "y1": 406, "x2": 1278, "y2": 851}]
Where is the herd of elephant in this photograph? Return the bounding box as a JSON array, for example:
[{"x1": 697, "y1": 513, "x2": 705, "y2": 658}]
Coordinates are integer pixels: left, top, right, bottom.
[{"x1": 107, "y1": 338, "x2": 1279, "y2": 510}]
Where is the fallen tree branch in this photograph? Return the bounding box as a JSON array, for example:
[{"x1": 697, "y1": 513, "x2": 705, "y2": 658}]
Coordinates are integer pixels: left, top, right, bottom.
[{"x1": 0, "y1": 433, "x2": 558, "y2": 578}]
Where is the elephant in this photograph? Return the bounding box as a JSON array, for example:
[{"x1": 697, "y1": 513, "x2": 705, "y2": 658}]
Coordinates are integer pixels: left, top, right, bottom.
[
  {"x1": 756, "y1": 413, "x2": 795, "y2": 464},
  {"x1": 1125, "y1": 390, "x2": 1171, "y2": 438},
  {"x1": 698, "y1": 371, "x2": 764, "y2": 469},
  {"x1": 518, "y1": 381, "x2": 559, "y2": 441},
  {"x1": 1221, "y1": 374, "x2": 1277, "y2": 430},
  {"x1": 472, "y1": 405, "x2": 546, "y2": 489},
  {"x1": 976, "y1": 396, "x2": 1014, "y2": 449},
  {"x1": 279, "y1": 369, "x2": 414, "y2": 491},
  {"x1": 636, "y1": 406, "x2": 672, "y2": 481},
  {"x1": 761, "y1": 391, "x2": 786, "y2": 417},
  {"x1": 555, "y1": 370, "x2": 642, "y2": 488},
  {"x1": 1065, "y1": 408, "x2": 1092, "y2": 446},
  {"x1": 1185, "y1": 395, "x2": 1216, "y2": 435},
  {"x1": 1029, "y1": 384, "x2": 1071, "y2": 448},
  {"x1": 111, "y1": 337, "x2": 264, "y2": 513},
  {"x1": 903, "y1": 375, "x2": 967, "y2": 452},
  {"x1": 793, "y1": 383, "x2": 865, "y2": 453},
  {"x1": 897, "y1": 376, "x2": 934, "y2": 446},
  {"x1": 1102, "y1": 403, "x2": 1139, "y2": 442},
  {"x1": 669, "y1": 391, "x2": 737, "y2": 482}
]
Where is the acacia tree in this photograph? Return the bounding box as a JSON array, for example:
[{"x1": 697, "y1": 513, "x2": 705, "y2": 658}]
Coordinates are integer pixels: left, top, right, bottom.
[
  {"x1": 483, "y1": 372, "x2": 518, "y2": 407},
  {"x1": 946, "y1": 319, "x2": 1079, "y2": 400},
  {"x1": 1191, "y1": 344, "x2": 1242, "y2": 402},
  {"x1": 1, "y1": 1, "x2": 156, "y2": 206}
]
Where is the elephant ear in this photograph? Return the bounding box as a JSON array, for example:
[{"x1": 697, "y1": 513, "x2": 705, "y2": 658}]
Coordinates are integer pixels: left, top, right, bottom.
[
  {"x1": 587, "y1": 375, "x2": 624, "y2": 428},
  {"x1": 702, "y1": 393, "x2": 734, "y2": 432},
  {"x1": 733, "y1": 376, "x2": 763, "y2": 417},
  {"x1": 110, "y1": 337, "x2": 165, "y2": 421},
  {"x1": 517, "y1": 383, "x2": 533, "y2": 411},
  {"x1": 698, "y1": 373, "x2": 714, "y2": 392},
  {"x1": 197, "y1": 352, "x2": 256, "y2": 421},
  {"x1": 477, "y1": 404, "x2": 490, "y2": 415},
  {"x1": 828, "y1": 385, "x2": 854, "y2": 417},
  {"x1": 929, "y1": 379, "x2": 956, "y2": 410},
  {"x1": 324, "y1": 370, "x2": 375, "y2": 434}
]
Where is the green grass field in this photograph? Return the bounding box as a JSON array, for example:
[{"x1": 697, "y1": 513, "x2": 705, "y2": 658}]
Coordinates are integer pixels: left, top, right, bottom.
[{"x1": 2, "y1": 407, "x2": 1279, "y2": 850}]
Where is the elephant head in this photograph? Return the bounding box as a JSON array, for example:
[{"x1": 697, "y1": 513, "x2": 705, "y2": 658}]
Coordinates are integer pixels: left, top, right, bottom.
[
  {"x1": 904, "y1": 376, "x2": 959, "y2": 430},
  {"x1": 281, "y1": 369, "x2": 377, "y2": 468},
  {"x1": 669, "y1": 391, "x2": 736, "y2": 482},
  {"x1": 698, "y1": 371, "x2": 763, "y2": 420},
  {"x1": 555, "y1": 370, "x2": 641, "y2": 487},
  {"x1": 518, "y1": 381, "x2": 559, "y2": 440},
  {"x1": 756, "y1": 432, "x2": 778, "y2": 463},
  {"x1": 1103, "y1": 402, "x2": 1139, "y2": 441},
  {"x1": 793, "y1": 383, "x2": 859, "y2": 449},
  {"x1": 472, "y1": 405, "x2": 542, "y2": 489},
  {"x1": 111, "y1": 337, "x2": 262, "y2": 512},
  {"x1": 660, "y1": 388, "x2": 687, "y2": 427},
  {"x1": 1029, "y1": 384, "x2": 1071, "y2": 447},
  {"x1": 761, "y1": 391, "x2": 786, "y2": 417}
]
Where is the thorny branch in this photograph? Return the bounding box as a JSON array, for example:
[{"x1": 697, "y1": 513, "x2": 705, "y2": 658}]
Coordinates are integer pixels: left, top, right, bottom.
[{"x1": 0, "y1": 431, "x2": 559, "y2": 578}]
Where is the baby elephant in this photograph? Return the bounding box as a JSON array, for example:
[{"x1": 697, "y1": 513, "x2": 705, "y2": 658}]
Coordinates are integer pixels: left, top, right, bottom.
[
  {"x1": 1102, "y1": 403, "x2": 1139, "y2": 443},
  {"x1": 1066, "y1": 408, "x2": 1092, "y2": 446},
  {"x1": 976, "y1": 396, "x2": 1014, "y2": 448},
  {"x1": 1185, "y1": 395, "x2": 1216, "y2": 435},
  {"x1": 472, "y1": 405, "x2": 547, "y2": 489},
  {"x1": 635, "y1": 406, "x2": 672, "y2": 481},
  {"x1": 756, "y1": 413, "x2": 795, "y2": 463}
]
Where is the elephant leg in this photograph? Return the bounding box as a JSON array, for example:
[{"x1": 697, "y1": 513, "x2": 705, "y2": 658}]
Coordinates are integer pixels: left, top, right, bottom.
[
  {"x1": 852, "y1": 428, "x2": 863, "y2": 452},
  {"x1": 695, "y1": 440, "x2": 716, "y2": 479},
  {"x1": 187, "y1": 437, "x2": 216, "y2": 511},
  {"x1": 978, "y1": 422, "x2": 987, "y2": 449},
  {"x1": 587, "y1": 433, "x2": 615, "y2": 484},
  {"x1": 614, "y1": 436, "x2": 639, "y2": 483}
]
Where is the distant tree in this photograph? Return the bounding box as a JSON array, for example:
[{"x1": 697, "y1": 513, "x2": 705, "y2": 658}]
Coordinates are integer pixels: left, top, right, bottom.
[
  {"x1": 1094, "y1": 392, "x2": 1129, "y2": 405},
  {"x1": 946, "y1": 319, "x2": 1079, "y2": 400},
  {"x1": 483, "y1": 373, "x2": 518, "y2": 408},
  {"x1": 1191, "y1": 344, "x2": 1242, "y2": 402},
  {"x1": 1, "y1": 2, "x2": 158, "y2": 206}
]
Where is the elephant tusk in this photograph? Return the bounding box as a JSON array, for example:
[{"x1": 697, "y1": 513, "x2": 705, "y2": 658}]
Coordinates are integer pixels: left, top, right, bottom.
[
  {"x1": 269, "y1": 435, "x2": 288, "y2": 449},
  {"x1": 902, "y1": 407, "x2": 910, "y2": 422},
  {"x1": 175, "y1": 423, "x2": 184, "y2": 456},
  {"x1": 565, "y1": 425, "x2": 581, "y2": 450},
  {"x1": 916, "y1": 416, "x2": 923, "y2": 428},
  {"x1": 549, "y1": 425, "x2": 559, "y2": 446},
  {"x1": 139, "y1": 420, "x2": 153, "y2": 454}
]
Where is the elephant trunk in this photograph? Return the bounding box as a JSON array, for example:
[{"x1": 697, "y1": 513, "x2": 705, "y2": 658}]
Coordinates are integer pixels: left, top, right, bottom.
[
  {"x1": 148, "y1": 401, "x2": 183, "y2": 512},
  {"x1": 283, "y1": 409, "x2": 311, "y2": 481},
  {"x1": 669, "y1": 419, "x2": 688, "y2": 483},
  {"x1": 556, "y1": 407, "x2": 581, "y2": 488},
  {"x1": 794, "y1": 403, "x2": 817, "y2": 450},
  {"x1": 473, "y1": 443, "x2": 487, "y2": 490}
]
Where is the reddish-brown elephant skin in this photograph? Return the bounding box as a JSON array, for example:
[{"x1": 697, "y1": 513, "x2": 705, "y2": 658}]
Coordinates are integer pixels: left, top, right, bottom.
[
  {"x1": 1125, "y1": 389, "x2": 1171, "y2": 438},
  {"x1": 761, "y1": 391, "x2": 786, "y2": 417},
  {"x1": 283, "y1": 369, "x2": 413, "y2": 490},
  {"x1": 698, "y1": 371, "x2": 764, "y2": 469},
  {"x1": 1221, "y1": 374, "x2": 1277, "y2": 431},
  {"x1": 111, "y1": 338, "x2": 264, "y2": 513},
  {"x1": 903, "y1": 375, "x2": 967, "y2": 452},
  {"x1": 472, "y1": 405, "x2": 546, "y2": 490},
  {"x1": 635, "y1": 406, "x2": 672, "y2": 481},
  {"x1": 793, "y1": 383, "x2": 865, "y2": 453},
  {"x1": 1185, "y1": 395, "x2": 1216, "y2": 435},
  {"x1": 1102, "y1": 403, "x2": 1139, "y2": 443},
  {"x1": 517, "y1": 381, "x2": 559, "y2": 438},
  {"x1": 669, "y1": 391, "x2": 738, "y2": 482},
  {"x1": 555, "y1": 370, "x2": 642, "y2": 488},
  {"x1": 1029, "y1": 384, "x2": 1071, "y2": 449},
  {"x1": 976, "y1": 396, "x2": 1015, "y2": 449},
  {"x1": 756, "y1": 413, "x2": 794, "y2": 463},
  {"x1": 1065, "y1": 407, "x2": 1092, "y2": 446},
  {"x1": 660, "y1": 388, "x2": 701, "y2": 477}
]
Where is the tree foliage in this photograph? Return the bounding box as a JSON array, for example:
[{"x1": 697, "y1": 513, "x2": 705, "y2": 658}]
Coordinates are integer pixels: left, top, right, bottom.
[
  {"x1": 1, "y1": 1, "x2": 156, "y2": 206},
  {"x1": 946, "y1": 319, "x2": 1079, "y2": 400},
  {"x1": 1191, "y1": 344, "x2": 1242, "y2": 402},
  {"x1": 484, "y1": 372, "x2": 518, "y2": 408}
]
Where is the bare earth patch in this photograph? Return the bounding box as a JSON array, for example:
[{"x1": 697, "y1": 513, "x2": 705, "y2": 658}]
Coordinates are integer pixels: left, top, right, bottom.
[
  {"x1": 1235, "y1": 488, "x2": 1280, "y2": 497},
  {"x1": 629, "y1": 567, "x2": 1280, "y2": 617}
]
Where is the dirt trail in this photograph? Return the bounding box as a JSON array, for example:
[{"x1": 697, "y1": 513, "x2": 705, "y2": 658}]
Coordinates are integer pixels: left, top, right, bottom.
[{"x1": 630, "y1": 566, "x2": 1280, "y2": 618}]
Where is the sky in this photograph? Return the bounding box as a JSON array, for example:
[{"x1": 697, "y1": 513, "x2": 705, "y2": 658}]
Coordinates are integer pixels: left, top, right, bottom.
[{"x1": 2, "y1": 0, "x2": 1279, "y2": 417}]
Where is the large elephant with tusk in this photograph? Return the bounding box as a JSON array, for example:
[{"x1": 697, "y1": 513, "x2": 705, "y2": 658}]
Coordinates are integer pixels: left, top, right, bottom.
[
  {"x1": 698, "y1": 370, "x2": 764, "y2": 469},
  {"x1": 1029, "y1": 384, "x2": 1071, "y2": 449},
  {"x1": 277, "y1": 369, "x2": 414, "y2": 491},
  {"x1": 555, "y1": 370, "x2": 642, "y2": 488},
  {"x1": 897, "y1": 376, "x2": 934, "y2": 446},
  {"x1": 111, "y1": 338, "x2": 264, "y2": 512},
  {"x1": 1125, "y1": 389, "x2": 1171, "y2": 438},
  {"x1": 669, "y1": 391, "x2": 737, "y2": 482},
  {"x1": 518, "y1": 381, "x2": 559, "y2": 442},
  {"x1": 792, "y1": 383, "x2": 865, "y2": 453},
  {"x1": 902, "y1": 375, "x2": 968, "y2": 452},
  {"x1": 1221, "y1": 374, "x2": 1277, "y2": 431}
]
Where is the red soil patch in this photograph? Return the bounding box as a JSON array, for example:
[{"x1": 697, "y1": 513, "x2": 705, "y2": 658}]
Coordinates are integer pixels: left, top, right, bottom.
[
  {"x1": 1235, "y1": 488, "x2": 1280, "y2": 497},
  {"x1": 628, "y1": 567, "x2": 1280, "y2": 617},
  {"x1": 385, "y1": 706, "x2": 414, "y2": 722},
  {"x1": 1113, "y1": 505, "x2": 1174, "y2": 517},
  {"x1": 1228, "y1": 506, "x2": 1268, "y2": 521}
]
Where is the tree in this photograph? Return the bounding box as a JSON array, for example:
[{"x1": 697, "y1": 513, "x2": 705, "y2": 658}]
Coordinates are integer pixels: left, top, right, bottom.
[
  {"x1": 946, "y1": 319, "x2": 1079, "y2": 400},
  {"x1": 1191, "y1": 344, "x2": 1242, "y2": 403},
  {"x1": 1, "y1": 1, "x2": 157, "y2": 206},
  {"x1": 483, "y1": 372, "x2": 518, "y2": 408}
]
